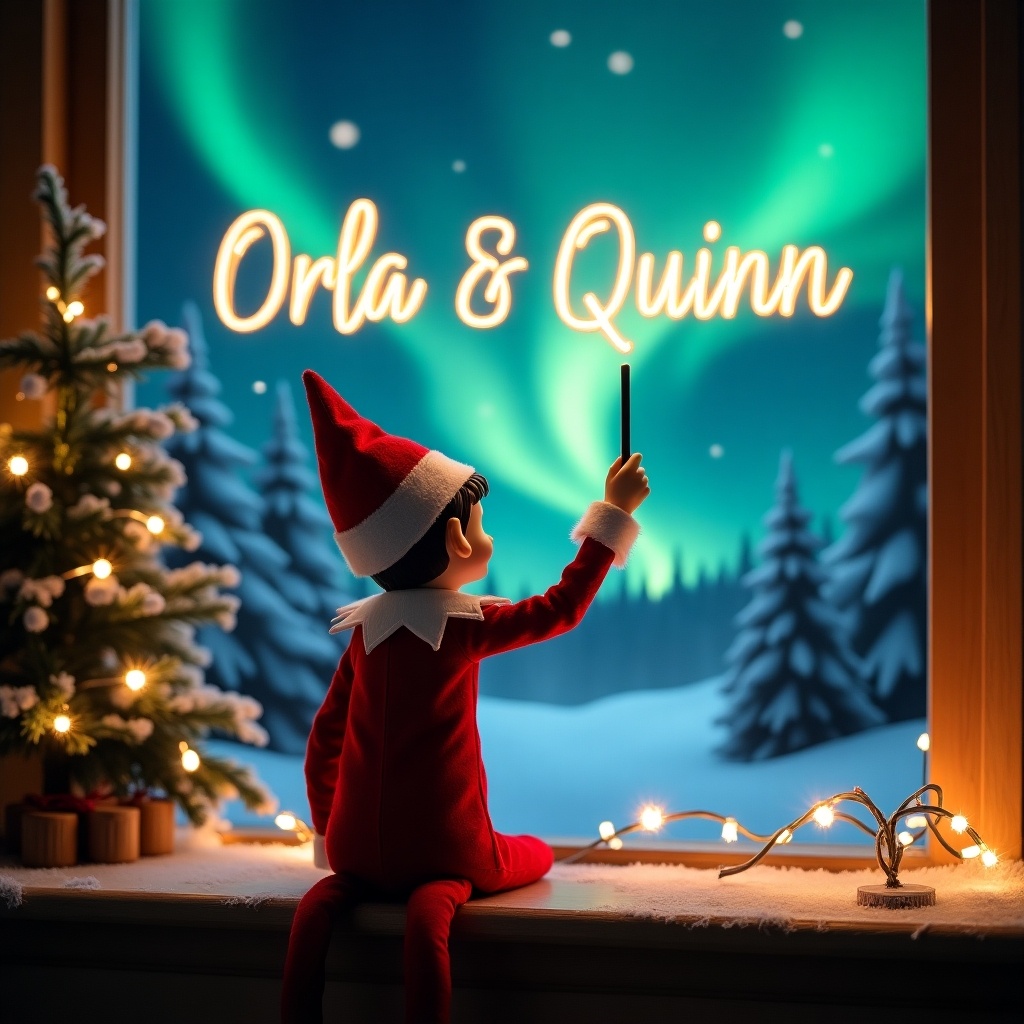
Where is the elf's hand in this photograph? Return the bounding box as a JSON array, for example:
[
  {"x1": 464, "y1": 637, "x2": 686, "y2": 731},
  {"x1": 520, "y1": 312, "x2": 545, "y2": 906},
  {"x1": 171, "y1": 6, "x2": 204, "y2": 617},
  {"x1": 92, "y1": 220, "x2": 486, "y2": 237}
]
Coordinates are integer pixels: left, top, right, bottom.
[{"x1": 604, "y1": 453, "x2": 650, "y2": 514}]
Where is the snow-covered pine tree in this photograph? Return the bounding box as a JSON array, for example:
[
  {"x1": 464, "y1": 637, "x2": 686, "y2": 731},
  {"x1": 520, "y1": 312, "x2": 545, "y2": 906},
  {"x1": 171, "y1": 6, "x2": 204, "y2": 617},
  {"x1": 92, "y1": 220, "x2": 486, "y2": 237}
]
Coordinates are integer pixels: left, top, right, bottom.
[
  {"x1": 0, "y1": 167, "x2": 270, "y2": 822},
  {"x1": 716, "y1": 451, "x2": 885, "y2": 760},
  {"x1": 821, "y1": 269, "x2": 928, "y2": 722},
  {"x1": 164, "y1": 307, "x2": 339, "y2": 754},
  {"x1": 256, "y1": 379, "x2": 351, "y2": 627}
]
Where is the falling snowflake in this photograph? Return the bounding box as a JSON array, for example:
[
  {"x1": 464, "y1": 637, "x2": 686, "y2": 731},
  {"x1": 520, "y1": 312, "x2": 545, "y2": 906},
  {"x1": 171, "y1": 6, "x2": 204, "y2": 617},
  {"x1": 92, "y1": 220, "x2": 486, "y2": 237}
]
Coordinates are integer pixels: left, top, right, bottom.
[
  {"x1": 329, "y1": 120, "x2": 360, "y2": 149},
  {"x1": 783, "y1": 20, "x2": 803, "y2": 39},
  {"x1": 550, "y1": 29, "x2": 571, "y2": 48},
  {"x1": 608, "y1": 51, "x2": 634, "y2": 75},
  {"x1": 252, "y1": 380, "x2": 267, "y2": 394},
  {"x1": 452, "y1": 159, "x2": 466, "y2": 173}
]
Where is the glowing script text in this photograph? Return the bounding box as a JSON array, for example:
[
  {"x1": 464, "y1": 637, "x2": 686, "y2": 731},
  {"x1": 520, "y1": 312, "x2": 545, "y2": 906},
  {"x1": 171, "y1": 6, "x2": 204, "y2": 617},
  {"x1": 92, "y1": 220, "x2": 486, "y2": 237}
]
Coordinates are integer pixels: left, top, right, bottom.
[{"x1": 213, "y1": 200, "x2": 853, "y2": 351}]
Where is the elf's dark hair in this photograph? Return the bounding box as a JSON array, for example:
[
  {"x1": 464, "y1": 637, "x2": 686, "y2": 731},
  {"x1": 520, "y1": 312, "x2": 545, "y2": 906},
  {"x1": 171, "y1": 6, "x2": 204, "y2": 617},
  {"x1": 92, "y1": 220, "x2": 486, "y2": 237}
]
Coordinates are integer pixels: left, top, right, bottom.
[{"x1": 371, "y1": 473, "x2": 489, "y2": 591}]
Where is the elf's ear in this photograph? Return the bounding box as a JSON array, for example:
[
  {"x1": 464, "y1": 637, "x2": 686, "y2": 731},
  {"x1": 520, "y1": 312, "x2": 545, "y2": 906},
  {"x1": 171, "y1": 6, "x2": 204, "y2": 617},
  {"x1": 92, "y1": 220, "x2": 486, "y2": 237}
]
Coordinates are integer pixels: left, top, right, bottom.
[{"x1": 444, "y1": 517, "x2": 473, "y2": 560}]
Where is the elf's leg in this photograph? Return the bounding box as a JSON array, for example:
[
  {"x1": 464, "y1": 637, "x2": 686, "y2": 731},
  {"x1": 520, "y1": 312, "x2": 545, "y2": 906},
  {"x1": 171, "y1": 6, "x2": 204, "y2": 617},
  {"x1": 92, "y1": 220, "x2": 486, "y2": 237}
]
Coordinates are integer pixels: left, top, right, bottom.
[
  {"x1": 486, "y1": 832, "x2": 554, "y2": 892},
  {"x1": 281, "y1": 871, "x2": 364, "y2": 1023},
  {"x1": 403, "y1": 877, "x2": 473, "y2": 1024}
]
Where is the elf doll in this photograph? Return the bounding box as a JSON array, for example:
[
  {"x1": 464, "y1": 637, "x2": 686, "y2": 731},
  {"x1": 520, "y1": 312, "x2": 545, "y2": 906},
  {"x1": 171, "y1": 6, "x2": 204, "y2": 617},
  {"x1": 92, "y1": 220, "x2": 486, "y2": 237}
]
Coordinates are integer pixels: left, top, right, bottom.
[{"x1": 282, "y1": 370, "x2": 650, "y2": 1023}]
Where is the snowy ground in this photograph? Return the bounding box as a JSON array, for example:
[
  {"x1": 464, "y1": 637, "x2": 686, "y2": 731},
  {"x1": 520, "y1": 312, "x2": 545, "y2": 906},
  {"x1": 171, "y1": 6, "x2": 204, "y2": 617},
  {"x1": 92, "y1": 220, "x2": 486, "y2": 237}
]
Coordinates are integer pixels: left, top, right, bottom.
[{"x1": 209, "y1": 677, "x2": 927, "y2": 849}]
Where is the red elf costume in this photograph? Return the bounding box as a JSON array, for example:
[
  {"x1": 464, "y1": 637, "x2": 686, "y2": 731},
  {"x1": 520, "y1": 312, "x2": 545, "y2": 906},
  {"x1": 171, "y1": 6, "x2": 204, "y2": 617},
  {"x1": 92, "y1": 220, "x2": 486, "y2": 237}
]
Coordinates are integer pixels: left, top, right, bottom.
[{"x1": 282, "y1": 370, "x2": 647, "y2": 1023}]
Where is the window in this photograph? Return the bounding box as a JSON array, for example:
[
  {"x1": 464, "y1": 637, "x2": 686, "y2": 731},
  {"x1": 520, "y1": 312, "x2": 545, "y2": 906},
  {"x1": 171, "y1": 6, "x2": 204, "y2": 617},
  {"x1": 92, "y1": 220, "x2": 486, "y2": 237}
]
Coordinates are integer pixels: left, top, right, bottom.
[{"x1": 1, "y1": 0, "x2": 1017, "y2": 864}]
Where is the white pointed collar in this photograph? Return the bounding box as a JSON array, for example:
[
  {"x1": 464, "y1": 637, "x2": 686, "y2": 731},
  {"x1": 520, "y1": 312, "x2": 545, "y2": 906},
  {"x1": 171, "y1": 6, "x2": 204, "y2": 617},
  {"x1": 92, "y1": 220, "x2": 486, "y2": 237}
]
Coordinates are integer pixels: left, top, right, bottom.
[{"x1": 330, "y1": 589, "x2": 512, "y2": 654}]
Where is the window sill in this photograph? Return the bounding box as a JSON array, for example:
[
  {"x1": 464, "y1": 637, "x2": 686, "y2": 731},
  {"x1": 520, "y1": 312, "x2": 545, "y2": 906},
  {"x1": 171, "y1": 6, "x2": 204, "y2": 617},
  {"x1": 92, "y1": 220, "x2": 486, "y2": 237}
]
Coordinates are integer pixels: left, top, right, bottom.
[{"x1": 2, "y1": 849, "x2": 1021, "y2": 1023}]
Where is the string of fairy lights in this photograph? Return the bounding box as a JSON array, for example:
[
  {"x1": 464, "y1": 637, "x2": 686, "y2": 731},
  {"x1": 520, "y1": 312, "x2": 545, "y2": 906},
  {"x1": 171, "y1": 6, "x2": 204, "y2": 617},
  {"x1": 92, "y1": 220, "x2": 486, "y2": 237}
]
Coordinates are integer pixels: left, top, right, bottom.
[{"x1": 5, "y1": 290, "x2": 200, "y2": 777}]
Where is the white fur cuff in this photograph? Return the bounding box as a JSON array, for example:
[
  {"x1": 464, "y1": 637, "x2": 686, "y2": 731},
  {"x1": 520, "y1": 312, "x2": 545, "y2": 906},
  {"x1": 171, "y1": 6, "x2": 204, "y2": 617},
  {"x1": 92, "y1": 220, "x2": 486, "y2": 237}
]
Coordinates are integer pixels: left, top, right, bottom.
[{"x1": 570, "y1": 501, "x2": 640, "y2": 568}]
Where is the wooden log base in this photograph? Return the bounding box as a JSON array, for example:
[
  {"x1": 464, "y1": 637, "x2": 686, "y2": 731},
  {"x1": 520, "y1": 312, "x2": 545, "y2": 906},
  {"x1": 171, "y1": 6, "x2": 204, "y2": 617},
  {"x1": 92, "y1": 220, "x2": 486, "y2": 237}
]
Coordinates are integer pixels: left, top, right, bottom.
[{"x1": 857, "y1": 883, "x2": 936, "y2": 909}]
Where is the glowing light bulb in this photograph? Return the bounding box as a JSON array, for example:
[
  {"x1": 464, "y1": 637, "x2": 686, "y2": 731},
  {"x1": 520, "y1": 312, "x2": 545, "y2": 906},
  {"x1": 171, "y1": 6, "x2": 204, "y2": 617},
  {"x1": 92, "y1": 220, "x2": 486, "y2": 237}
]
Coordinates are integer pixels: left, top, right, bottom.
[
  {"x1": 45, "y1": 286, "x2": 60, "y2": 300},
  {"x1": 778, "y1": 828, "x2": 793, "y2": 844},
  {"x1": 106, "y1": 362, "x2": 118, "y2": 372},
  {"x1": 53, "y1": 714, "x2": 71, "y2": 733},
  {"x1": 721, "y1": 818, "x2": 738, "y2": 843},
  {"x1": 917, "y1": 732, "x2": 930, "y2": 752},
  {"x1": 961, "y1": 844, "x2": 981, "y2": 859},
  {"x1": 124, "y1": 669, "x2": 146, "y2": 691},
  {"x1": 812, "y1": 803, "x2": 835, "y2": 828},
  {"x1": 114, "y1": 452, "x2": 132, "y2": 470},
  {"x1": 608, "y1": 837, "x2": 623, "y2": 850},
  {"x1": 181, "y1": 748, "x2": 200, "y2": 772},
  {"x1": 598, "y1": 821, "x2": 616, "y2": 841},
  {"x1": 146, "y1": 515, "x2": 165, "y2": 534},
  {"x1": 981, "y1": 849, "x2": 998, "y2": 868},
  {"x1": 8, "y1": 455, "x2": 28, "y2": 476},
  {"x1": 66, "y1": 300, "x2": 84, "y2": 318},
  {"x1": 898, "y1": 831, "x2": 914, "y2": 846},
  {"x1": 906, "y1": 815, "x2": 928, "y2": 828},
  {"x1": 950, "y1": 814, "x2": 968, "y2": 834},
  {"x1": 275, "y1": 813, "x2": 297, "y2": 831},
  {"x1": 92, "y1": 559, "x2": 112, "y2": 579},
  {"x1": 639, "y1": 805, "x2": 664, "y2": 832}
]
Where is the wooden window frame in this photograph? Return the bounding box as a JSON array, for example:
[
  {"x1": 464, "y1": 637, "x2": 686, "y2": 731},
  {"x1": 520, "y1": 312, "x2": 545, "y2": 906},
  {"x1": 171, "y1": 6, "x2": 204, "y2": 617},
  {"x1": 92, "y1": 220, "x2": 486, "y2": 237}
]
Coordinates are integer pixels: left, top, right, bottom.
[{"x1": 1, "y1": 0, "x2": 1019, "y2": 868}]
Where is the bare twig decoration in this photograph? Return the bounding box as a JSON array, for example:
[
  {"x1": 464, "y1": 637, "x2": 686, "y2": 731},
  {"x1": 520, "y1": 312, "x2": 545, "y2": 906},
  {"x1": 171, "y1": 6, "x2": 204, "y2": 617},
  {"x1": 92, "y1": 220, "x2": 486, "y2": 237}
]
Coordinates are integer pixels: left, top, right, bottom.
[{"x1": 564, "y1": 783, "x2": 996, "y2": 907}]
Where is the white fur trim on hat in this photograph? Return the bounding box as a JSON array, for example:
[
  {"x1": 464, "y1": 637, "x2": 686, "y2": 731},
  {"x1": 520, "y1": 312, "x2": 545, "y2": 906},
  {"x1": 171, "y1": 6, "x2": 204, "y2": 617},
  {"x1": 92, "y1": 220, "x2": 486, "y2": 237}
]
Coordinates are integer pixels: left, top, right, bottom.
[
  {"x1": 334, "y1": 449, "x2": 475, "y2": 577},
  {"x1": 570, "y1": 501, "x2": 640, "y2": 568}
]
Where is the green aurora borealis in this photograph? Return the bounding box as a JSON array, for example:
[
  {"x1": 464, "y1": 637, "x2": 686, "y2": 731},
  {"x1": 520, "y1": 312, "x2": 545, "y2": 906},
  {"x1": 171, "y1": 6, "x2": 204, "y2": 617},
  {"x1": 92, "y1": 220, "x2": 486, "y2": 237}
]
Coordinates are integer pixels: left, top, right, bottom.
[{"x1": 135, "y1": 0, "x2": 927, "y2": 600}]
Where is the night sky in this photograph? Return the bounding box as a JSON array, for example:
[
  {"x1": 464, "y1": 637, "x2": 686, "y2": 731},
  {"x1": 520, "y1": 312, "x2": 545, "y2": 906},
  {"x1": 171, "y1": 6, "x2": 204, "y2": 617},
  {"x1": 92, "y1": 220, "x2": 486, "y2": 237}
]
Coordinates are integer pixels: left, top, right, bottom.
[{"x1": 135, "y1": 0, "x2": 927, "y2": 601}]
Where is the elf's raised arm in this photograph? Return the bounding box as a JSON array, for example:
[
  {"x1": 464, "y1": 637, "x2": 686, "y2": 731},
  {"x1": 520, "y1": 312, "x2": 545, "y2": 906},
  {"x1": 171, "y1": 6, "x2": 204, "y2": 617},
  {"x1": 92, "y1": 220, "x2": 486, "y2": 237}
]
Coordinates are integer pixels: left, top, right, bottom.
[{"x1": 456, "y1": 454, "x2": 648, "y2": 661}]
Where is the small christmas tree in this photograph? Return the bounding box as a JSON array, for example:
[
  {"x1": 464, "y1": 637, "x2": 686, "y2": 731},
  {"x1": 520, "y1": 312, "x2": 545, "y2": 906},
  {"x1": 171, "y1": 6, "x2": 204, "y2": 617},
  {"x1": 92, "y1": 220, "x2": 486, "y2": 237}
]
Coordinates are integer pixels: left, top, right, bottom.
[
  {"x1": 716, "y1": 451, "x2": 885, "y2": 760},
  {"x1": 822, "y1": 269, "x2": 928, "y2": 722},
  {"x1": 165, "y1": 308, "x2": 340, "y2": 754},
  {"x1": 0, "y1": 167, "x2": 271, "y2": 823}
]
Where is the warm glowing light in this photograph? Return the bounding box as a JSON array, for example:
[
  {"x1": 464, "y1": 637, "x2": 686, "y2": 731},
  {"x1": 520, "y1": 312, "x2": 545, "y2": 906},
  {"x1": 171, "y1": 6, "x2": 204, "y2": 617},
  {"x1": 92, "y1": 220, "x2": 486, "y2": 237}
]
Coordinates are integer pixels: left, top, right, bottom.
[
  {"x1": 778, "y1": 828, "x2": 793, "y2": 844},
  {"x1": 981, "y1": 849, "x2": 998, "y2": 868},
  {"x1": 608, "y1": 837, "x2": 623, "y2": 850},
  {"x1": 598, "y1": 821, "x2": 616, "y2": 841},
  {"x1": 898, "y1": 831, "x2": 914, "y2": 846},
  {"x1": 66, "y1": 300, "x2": 84, "y2": 317},
  {"x1": 213, "y1": 202, "x2": 427, "y2": 335},
  {"x1": 114, "y1": 452, "x2": 132, "y2": 470},
  {"x1": 146, "y1": 515, "x2": 165, "y2": 534},
  {"x1": 639, "y1": 805, "x2": 664, "y2": 832},
  {"x1": 91, "y1": 559, "x2": 113, "y2": 579},
  {"x1": 812, "y1": 803, "x2": 835, "y2": 828},
  {"x1": 124, "y1": 669, "x2": 146, "y2": 691},
  {"x1": 455, "y1": 216, "x2": 529, "y2": 328},
  {"x1": 8, "y1": 455, "x2": 28, "y2": 476},
  {"x1": 45, "y1": 286, "x2": 60, "y2": 300},
  {"x1": 721, "y1": 818, "x2": 739, "y2": 843},
  {"x1": 106, "y1": 362, "x2": 118, "y2": 372},
  {"x1": 906, "y1": 815, "x2": 928, "y2": 828},
  {"x1": 553, "y1": 203, "x2": 852, "y2": 352},
  {"x1": 961, "y1": 844, "x2": 981, "y2": 859},
  {"x1": 950, "y1": 814, "x2": 968, "y2": 834},
  {"x1": 276, "y1": 812, "x2": 297, "y2": 831},
  {"x1": 916, "y1": 732, "x2": 930, "y2": 752},
  {"x1": 53, "y1": 714, "x2": 71, "y2": 733},
  {"x1": 181, "y1": 748, "x2": 200, "y2": 772}
]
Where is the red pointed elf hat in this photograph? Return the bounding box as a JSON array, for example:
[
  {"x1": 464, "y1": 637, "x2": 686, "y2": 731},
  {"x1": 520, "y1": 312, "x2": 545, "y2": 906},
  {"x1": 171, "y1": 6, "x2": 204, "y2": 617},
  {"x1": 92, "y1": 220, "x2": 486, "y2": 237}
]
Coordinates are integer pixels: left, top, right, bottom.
[{"x1": 301, "y1": 370, "x2": 475, "y2": 577}]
